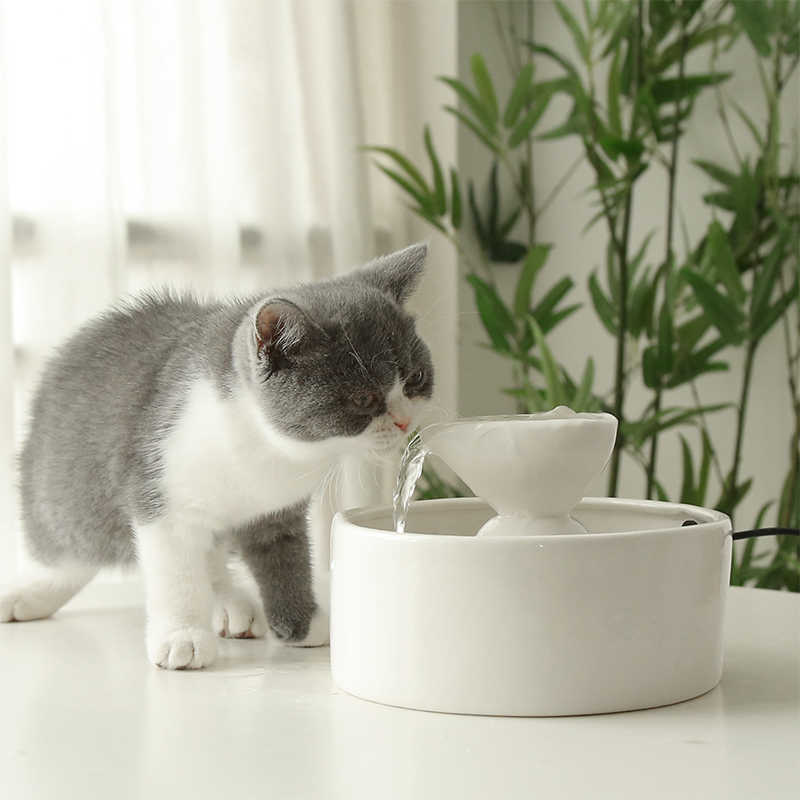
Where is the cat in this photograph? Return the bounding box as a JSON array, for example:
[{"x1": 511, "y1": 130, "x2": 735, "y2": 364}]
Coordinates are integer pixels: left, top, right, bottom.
[{"x1": 0, "y1": 242, "x2": 434, "y2": 669}]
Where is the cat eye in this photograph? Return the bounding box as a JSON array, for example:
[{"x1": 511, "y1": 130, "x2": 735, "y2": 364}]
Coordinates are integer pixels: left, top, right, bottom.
[
  {"x1": 352, "y1": 392, "x2": 380, "y2": 411},
  {"x1": 405, "y1": 370, "x2": 426, "y2": 389}
]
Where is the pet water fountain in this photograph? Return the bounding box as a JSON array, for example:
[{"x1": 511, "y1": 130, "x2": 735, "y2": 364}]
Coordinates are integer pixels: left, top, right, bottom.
[{"x1": 330, "y1": 408, "x2": 733, "y2": 717}]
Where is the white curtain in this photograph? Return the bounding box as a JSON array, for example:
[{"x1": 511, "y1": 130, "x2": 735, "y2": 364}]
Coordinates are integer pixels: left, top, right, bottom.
[{"x1": 0, "y1": 0, "x2": 459, "y2": 579}]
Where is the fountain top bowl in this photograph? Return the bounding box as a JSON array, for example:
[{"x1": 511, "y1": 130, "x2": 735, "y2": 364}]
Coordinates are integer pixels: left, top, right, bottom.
[
  {"x1": 416, "y1": 407, "x2": 619, "y2": 528},
  {"x1": 420, "y1": 406, "x2": 616, "y2": 437}
]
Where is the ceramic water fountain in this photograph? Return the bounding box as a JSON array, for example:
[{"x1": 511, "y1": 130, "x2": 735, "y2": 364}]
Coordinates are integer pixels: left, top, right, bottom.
[{"x1": 330, "y1": 407, "x2": 733, "y2": 717}]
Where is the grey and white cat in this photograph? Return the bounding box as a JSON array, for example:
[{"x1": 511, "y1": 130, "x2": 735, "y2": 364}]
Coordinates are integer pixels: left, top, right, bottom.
[{"x1": 0, "y1": 243, "x2": 434, "y2": 669}]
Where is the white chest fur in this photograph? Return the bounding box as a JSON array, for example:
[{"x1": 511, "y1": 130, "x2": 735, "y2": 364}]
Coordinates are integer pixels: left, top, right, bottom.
[{"x1": 159, "y1": 379, "x2": 347, "y2": 531}]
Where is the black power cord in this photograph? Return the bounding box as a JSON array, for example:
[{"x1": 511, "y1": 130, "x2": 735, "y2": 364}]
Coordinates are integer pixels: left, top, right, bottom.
[
  {"x1": 680, "y1": 520, "x2": 800, "y2": 541},
  {"x1": 731, "y1": 527, "x2": 800, "y2": 541}
]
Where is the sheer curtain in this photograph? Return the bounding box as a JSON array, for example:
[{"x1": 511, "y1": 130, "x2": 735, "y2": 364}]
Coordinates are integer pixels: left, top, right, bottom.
[{"x1": 0, "y1": 0, "x2": 459, "y2": 579}]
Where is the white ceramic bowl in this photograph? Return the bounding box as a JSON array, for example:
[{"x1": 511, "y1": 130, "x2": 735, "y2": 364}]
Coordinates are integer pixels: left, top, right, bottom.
[{"x1": 330, "y1": 497, "x2": 733, "y2": 717}]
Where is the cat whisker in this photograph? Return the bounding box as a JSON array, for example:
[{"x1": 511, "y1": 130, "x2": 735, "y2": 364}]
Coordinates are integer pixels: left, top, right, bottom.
[{"x1": 342, "y1": 328, "x2": 369, "y2": 377}]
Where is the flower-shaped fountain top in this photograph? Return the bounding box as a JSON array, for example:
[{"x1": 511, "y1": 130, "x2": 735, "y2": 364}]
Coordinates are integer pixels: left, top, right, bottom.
[{"x1": 397, "y1": 407, "x2": 618, "y2": 537}]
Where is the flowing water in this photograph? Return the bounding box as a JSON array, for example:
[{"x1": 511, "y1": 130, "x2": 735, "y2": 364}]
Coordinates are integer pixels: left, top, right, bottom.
[{"x1": 392, "y1": 433, "x2": 428, "y2": 533}]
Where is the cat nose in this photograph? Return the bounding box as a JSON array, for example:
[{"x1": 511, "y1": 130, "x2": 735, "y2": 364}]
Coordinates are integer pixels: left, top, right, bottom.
[{"x1": 393, "y1": 417, "x2": 410, "y2": 433}]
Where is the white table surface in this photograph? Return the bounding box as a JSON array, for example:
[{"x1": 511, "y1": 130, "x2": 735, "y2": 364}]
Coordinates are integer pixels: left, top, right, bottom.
[{"x1": 0, "y1": 584, "x2": 797, "y2": 800}]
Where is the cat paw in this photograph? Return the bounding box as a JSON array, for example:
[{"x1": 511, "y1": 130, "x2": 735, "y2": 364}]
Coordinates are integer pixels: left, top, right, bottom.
[
  {"x1": 213, "y1": 594, "x2": 267, "y2": 639},
  {"x1": 1, "y1": 583, "x2": 63, "y2": 622},
  {"x1": 147, "y1": 626, "x2": 218, "y2": 670},
  {"x1": 283, "y1": 607, "x2": 330, "y2": 648},
  {"x1": 0, "y1": 588, "x2": 24, "y2": 622}
]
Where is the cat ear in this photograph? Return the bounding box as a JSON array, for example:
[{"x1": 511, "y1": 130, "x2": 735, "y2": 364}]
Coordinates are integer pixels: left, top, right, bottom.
[
  {"x1": 254, "y1": 299, "x2": 320, "y2": 373},
  {"x1": 358, "y1": 242, "x2": 428, "y2": 304}
]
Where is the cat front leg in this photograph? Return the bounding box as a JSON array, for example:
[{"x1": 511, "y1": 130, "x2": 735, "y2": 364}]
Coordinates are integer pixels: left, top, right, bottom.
[
  {"x1": 236, "y1": 502, "x2": 329, "y2": 647},
  {"x1": 134, "y1": 519, "x2": 218, "y2": 669},
  {"x1": 208, "y1": 543, "x2": 268, "y2": 639}
]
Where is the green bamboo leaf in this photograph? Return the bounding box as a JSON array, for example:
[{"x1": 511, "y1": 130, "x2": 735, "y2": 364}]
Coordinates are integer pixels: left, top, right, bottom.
[
  {"x1": 600, "y1": 1, "x2": 634, "y2": 57},
  {"x1": 534, "y1": 276, "x2": 575, "y2": 320},
  {"x1": 572, "y1": 357, "x2": 595, "y2": 412},
  {"x1": 408, "y1": 206, "x2": 447, "y2": 235},
  {"x1": 490, "y1": 241, "x2": 528, "y2": 264},
  {"x1": 679, "y1": 436, "x2": 696, "y2": 505},
  {"x1": 732, "y1": 0, "x2": 774, "y2": 57},
  {"x1": 536, "y1": 303, "x2": 581, "y2": 335},
  {"x1": 657, "y1": 302, "x2": 674, "y2": 375},
  {"x1": 667, "y1": 337, "x2": 730, "y2": 389},
  {"x1": 466, "y1": 274, "x2": 515, "y2": 352},
  {"x1": 424, "y1": 126, "x2": 447, "y2": 216},
  {"x1": 624, "y1": 404, "x2": 729, "y2": 449},
  {"x1": 527, "y1": 43, "x2": 582, "y2": 85},
  {"x1": 729, "y1": 100, "x2": 765, "y2": 148},
  {"x1": 450, "y1": 169, "x2": 462, "y2": 229},
  {"x1": 509, "y1": 95, "x2": 552, "y2": 148},
  {"x1": 697, "y1": 428, "x2": 713, "y2": 508},
  {"x1": 706, "y1": 221, "x2": 746, "y2": 305},
  {"x1": 508, "y1": 78, "x2": 570, "y2": 148},
  {"x1": 604, "y1": 240, "x2": 621, "y2": 305},
  {"x1": 650, "y1": 73, "x2": 731, "y2": 105},
  {"x1": 607, "y1": 46, "x2": 622, "y2": 138},
  {"x1": 682, "y1": 268, "x2": 746, "y2": 345},
  {"x1": 693, "y1": 159, "x2": 738, "y2": 188},
  {"x1": 443, "y1": 105, "x2": 500, "y2": 154},
  {"x1": 503, "y1": 63, "x2": 535, "y2": 129},
  {"x1": 751, "y1": 228, "x2": 791, "y2": 322},
  {"x1": 495, "y1": 347, "x2": 542, "y2": 372},
  {"x1": 637, "y1": 85, "x2": 662, "y2": 140},
  {"x1": 599, "y1": 136, "x2": 646, "y2": 161},
  {"x1": 363, "y1": 146, "x2": 430, "y2": 193},
  {"x1": 529, "y1": 316, "x2": 567, "y2": 407},
  {"x1": 554, "y1": 0, "x2": 591, "y2": 64},
  {"x1": 657, "y1": 24, "x2": 734, "y2": 72},
  {"x1": 653, "y1": 479, "x2": 671, "y2": 503},
  {"x1": 642, "y1": 345, "x2": 659, "y2": 389},
  {"x1": 439, "y1": 77, "x2": 497, "y2": 135},
  {"x1": 779, "y1": 465, "x2": 800, "y2": 528},
  {"x1": 629, "y1": 231, "x2": 656, "y2": 281},
  {"x1": 582, "y1": 0, "x2": 594, "y2": 28},
  {"x1": 648, "y1": 0, "x2": 675, "y2": 41},
  {"x1": 628, "y1": 267, "x2": 656, "y2": 339},
  {"x1": 752, "y1": 282, "x2": 799, "y2": 342},
  {"x1": 538, "y1": 103, "x2": 589, "y2": 141},
  {"x1": 374, "y1": 164, "x2": 437, "y2": 217},
  {"x1": 589, "y1": 272, "x2": 618, "y2": 335},
  {"x1": 497, "y1": 207, "x2": 523, "y2": 240},
  {"x1": 514, "y1": 245, "x2": 551, "y2": 318},
  {"x1": 674, "y1": 313, "x2": 718, "y2": 359},
  {"x1": 468, "y1": 182, "x2": 487, "y2": 246},
  {"x1": 470, "y1": 53, "x2": 499, "y2": 123},
  {"x1": 718, "y1": 475, "x2": 753, "y2": 517},
  {"x1": 487, "y1": 161, "x2": 500, "y2": 234},
  {"x1": 661, "y1": 253, "x2": 680, "y2": 307},
  {"x1": 703, "y1": 191, "x2": 738, "y2": 212},
  {"x1": 582, "y1": 204, "x2": 612, "y2": 237},
  {"x1": 596, "y1": 0, "x2": 612, "y2": 31},
  {"x1": 730, "y1": 159, "x2": 761, "y2": 244}
]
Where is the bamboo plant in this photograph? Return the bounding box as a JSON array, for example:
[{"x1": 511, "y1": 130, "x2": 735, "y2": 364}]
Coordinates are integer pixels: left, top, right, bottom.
[{"x1": 365, "y1": 0, "x2": 799, "y2": 591}]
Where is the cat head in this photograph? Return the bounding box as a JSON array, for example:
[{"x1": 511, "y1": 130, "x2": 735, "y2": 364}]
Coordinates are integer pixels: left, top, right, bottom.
[{"x1": 241, "y1": 243, "x2": 434, "y2": 456}]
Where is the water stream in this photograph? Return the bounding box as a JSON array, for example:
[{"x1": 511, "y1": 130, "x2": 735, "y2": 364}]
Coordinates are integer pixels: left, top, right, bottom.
[{"x1": 392, "y1": 433, "x2": 428, "y2": 533}]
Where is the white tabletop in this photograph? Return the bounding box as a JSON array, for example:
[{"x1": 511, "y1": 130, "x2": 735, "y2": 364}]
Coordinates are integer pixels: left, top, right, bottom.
[{"x1": 0, "y1": 584, "x2": 797, "y2": 800}]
